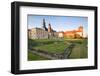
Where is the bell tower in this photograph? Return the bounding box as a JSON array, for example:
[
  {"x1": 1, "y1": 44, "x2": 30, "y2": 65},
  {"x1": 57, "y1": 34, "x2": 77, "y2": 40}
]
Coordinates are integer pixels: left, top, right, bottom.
[
  {"x1": 79, "y1": 26, "x2": 83, "y2": 31},
  {"x1": 79, "y1": 26, "x2": 83, "y2": 37},
  {"x1": 48, "y1": 23, "x2": 52, "y2": 32}
]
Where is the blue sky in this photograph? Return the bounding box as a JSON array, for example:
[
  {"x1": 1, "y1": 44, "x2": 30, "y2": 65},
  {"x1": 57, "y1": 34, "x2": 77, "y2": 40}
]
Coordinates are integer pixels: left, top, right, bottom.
[{"x1": 27, "y1": 15, "x2": 88, "y2": 33}]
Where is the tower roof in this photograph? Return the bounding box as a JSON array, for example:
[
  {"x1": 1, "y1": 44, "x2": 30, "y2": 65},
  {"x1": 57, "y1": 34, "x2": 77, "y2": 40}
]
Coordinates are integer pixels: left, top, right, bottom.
[
  {"x1": 79, "y1": 26, "x2": 83, "y2": 28},
  {"x1": 42, "y1": 18, "x2": 48, "y2": 31}
]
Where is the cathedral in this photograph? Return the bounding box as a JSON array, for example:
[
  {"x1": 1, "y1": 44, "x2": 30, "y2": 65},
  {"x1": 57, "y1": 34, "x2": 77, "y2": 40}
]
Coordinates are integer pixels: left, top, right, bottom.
[
  {"x1": 28, "y1": 18, "x2": 85, "y2": 39},
  {"x1": 28, "y1": 19, "x2": 58, "y2": 39}
]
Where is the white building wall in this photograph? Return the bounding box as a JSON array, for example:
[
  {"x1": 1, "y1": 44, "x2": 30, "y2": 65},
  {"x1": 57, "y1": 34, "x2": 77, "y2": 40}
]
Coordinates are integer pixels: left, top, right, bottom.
[
  {"x1": 76, "y1": 32, "x2": 83, "y2": 37},
  {"x1": 58, "y1": 33, "x2": 63, "y2": 38}
]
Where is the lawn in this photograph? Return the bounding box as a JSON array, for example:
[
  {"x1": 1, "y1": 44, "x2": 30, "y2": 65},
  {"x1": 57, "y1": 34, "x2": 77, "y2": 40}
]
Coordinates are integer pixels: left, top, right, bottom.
[
  {"x1": 65, "y1": 39, "x2": 88, "y2": 59},
  {"x1": 68, "y1": 40, "x2": 88, "y2": 59},
  {"x1": 28, "y1": 51, "x2": 49, "y2": 61},
  {"x1": 28, "y1": 39, "x2": 69, "y2": 54},
  {"x1": 28, "y1": 38, "x2": 88, "y2": 60}
]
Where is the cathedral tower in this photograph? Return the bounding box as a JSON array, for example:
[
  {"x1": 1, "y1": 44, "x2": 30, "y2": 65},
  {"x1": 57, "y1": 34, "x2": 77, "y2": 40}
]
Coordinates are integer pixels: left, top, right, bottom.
[
  {"x1": 42, "y1": 19, "x2": 48, "y2": 31},
  {"x1": 79, "y1": 26, "x2": 83, "y2": 31},
  {"x1": 48, "y1": 23, "x2": 52, "y2": 32},
  {"x1": 78, "y1": 26, "x2": 83, "y2": 37}
]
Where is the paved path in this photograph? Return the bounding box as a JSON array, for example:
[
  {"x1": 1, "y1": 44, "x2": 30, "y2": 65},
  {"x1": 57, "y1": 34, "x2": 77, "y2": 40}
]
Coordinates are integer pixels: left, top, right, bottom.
[{"x1": 61, "y1": 43, "x2": 75, "y2": 59}]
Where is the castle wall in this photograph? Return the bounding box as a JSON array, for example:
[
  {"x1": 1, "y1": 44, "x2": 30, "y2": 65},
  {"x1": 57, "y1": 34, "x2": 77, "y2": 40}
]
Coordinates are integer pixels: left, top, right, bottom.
[{"x1": 28, "y1": 28, "x2": 49, "y2": 39}]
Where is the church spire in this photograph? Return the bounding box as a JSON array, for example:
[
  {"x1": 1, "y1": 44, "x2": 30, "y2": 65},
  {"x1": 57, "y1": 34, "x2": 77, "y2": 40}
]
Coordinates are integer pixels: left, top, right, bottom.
[
  {"x1": 43, "y1": 19, "x2": 46, "y2": 27},
  {"x1": 42, "y1": 18, "x2": 48, "y2": 31}
]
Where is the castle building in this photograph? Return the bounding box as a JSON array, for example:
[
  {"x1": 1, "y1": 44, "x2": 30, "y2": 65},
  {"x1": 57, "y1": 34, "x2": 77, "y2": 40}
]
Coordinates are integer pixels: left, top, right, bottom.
[
  {"x1": 58, "y1": 26, "x2": 84, "y2": 39},
  {"x1": 65, "y1": 26, "x2": 83, "y2": 38},
  {"x1": 58, "y1": 31, "x2": 64, "y2": 38},
  {"x1": 28, "y1": 18, "x2": 85, "y2": 39},
  {"x1": 28, "y1": 19, "x2": 58, "y2": 39},
  {"x1": 28, "y1": 28, "x2": 48, "y2": 39}
]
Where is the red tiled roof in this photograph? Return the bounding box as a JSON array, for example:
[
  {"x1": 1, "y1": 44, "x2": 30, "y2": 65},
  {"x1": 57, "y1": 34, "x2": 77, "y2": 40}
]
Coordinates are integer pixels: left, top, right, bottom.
[
  {"x1": 64, "y1": 31, "x2": 75, "y2": 34},
  {"x1": 75, "y1": 30, "x2": 82, "y2": 32},
  {"x1": 64, "y1": 30, "x2": 82, "y2": 34}
]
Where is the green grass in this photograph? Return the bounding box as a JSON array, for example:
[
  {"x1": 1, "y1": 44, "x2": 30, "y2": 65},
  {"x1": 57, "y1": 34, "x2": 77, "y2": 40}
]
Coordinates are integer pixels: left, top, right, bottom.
[
  {"x1": 68, "y1": 39, "x2": 88, "y2": 59},
  {"x1": 68, "y1": 44, "x2": 88, "y2": 59},
  {"x1": 28, "y1": 39, "x2": 68, "y2": 53},
  {"x1": 28, "y1": 38, "x2": 88, "y2": 60},
  {"x1": 28, "y1": 51, "x2": 49, "y2": 61}
]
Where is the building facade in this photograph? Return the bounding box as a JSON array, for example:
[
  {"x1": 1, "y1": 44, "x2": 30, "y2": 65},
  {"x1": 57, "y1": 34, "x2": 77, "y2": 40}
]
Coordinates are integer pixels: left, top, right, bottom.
[
  {"x1": 28, "y1": 19, "x2": 58, "y2": 39},
  {"x1": 28, "y1": 28, "x2": 49, "y2": 39},
  {"x1": 58, "y1": 26, "x2": 84, "y2": 39},
  {"x1": 58, "y1": 31, "x2": 64, "y2": 38},
  {"x1": 28, "y1": 18, "x2": 85, "y2": 39}
]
